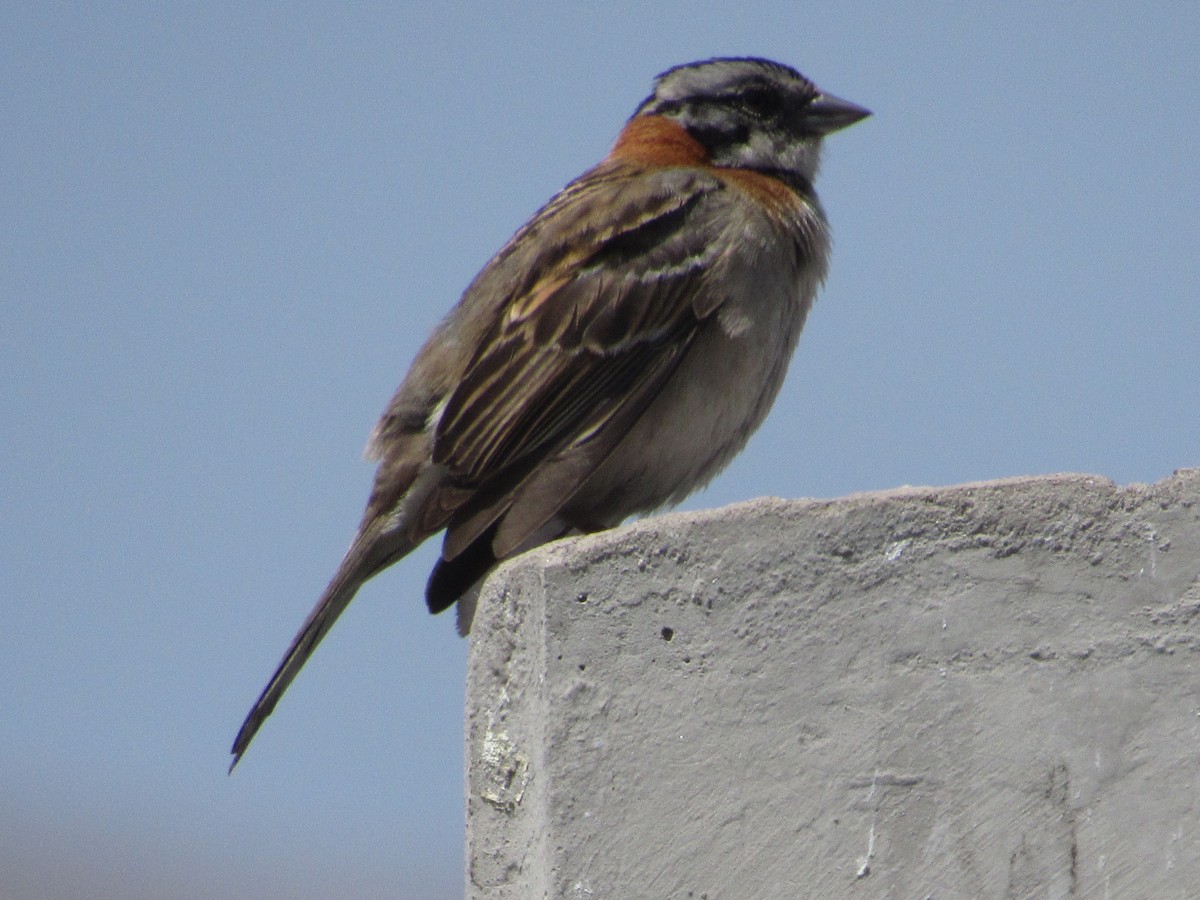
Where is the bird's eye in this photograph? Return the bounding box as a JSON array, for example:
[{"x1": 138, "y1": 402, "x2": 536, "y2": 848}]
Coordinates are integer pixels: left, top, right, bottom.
[{"x1": 736, "y1": 87, "x2": 783, "y2": 118}]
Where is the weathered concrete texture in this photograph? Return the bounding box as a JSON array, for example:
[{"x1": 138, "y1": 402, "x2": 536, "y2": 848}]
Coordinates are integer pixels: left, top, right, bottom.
[{"x1": 465, "y1": 471, "x2": 1200, "y2": 899}]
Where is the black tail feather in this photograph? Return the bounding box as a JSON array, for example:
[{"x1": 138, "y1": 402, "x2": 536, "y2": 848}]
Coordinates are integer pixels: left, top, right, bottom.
[{"x1": 425, "y1": 522, "x2": 501, "y2": 614}]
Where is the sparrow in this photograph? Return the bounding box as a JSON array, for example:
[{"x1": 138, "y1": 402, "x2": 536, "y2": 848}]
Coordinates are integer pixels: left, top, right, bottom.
[{"x1": 231, "y1": 57, "x2": 869, "y2": 768}]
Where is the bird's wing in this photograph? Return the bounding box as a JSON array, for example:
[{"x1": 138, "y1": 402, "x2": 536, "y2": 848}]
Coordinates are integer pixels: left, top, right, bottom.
[{"x1": 425, "y1": 163, "x2": 741, "y2": 562}]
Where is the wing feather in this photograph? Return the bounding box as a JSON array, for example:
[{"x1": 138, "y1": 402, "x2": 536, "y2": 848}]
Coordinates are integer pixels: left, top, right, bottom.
[{"x1": 433, "y1": 166, "x2": 727, "y2": 492}]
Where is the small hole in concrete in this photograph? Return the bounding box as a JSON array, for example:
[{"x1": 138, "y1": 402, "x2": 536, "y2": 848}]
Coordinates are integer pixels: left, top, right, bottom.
[{"x1": 661, "y1": 626, "x2": 674, "y2": 641}]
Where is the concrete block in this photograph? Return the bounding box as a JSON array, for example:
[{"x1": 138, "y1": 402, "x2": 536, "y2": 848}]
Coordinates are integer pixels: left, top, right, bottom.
[{"x1": 465, "y1": 470, "x2": 1200, "y2": 898}]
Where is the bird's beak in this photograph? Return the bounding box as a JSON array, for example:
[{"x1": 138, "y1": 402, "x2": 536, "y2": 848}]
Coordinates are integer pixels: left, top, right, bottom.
[{"x1": 808, "y1": 91, "x2": 872, "y2": 134}]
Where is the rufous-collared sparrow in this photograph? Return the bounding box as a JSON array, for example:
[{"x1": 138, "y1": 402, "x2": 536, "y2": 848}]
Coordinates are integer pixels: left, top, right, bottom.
[{"x1": 231, "y1": 57, "x2": 869, "y2": 768}]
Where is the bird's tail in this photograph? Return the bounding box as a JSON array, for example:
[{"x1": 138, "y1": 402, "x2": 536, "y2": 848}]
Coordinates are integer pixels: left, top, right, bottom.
[{"x1": 229, "y1": 521, "x2": 416, "y2": 771}]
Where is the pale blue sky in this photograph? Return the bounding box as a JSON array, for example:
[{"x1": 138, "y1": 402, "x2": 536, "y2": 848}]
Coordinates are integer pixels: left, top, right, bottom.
[{"x1": 3, "y1": 4, "x2": 1198, "y2": 898}]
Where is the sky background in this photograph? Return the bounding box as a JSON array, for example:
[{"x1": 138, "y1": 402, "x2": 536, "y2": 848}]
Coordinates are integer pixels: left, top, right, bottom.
[{"x1": 4, "y1": 3, "x2": 1198, "y2": 898}]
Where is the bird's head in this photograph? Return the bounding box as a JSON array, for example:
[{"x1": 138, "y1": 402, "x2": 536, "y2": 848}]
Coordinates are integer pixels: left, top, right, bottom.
[{"x1": 633, "y1": 57, "x2": 870, "y2": 182}]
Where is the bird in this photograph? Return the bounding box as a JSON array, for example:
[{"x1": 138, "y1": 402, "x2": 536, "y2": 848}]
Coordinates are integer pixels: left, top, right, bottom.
[{"x1": 230, "y1": 56, "x2": 869, "y2": 769}]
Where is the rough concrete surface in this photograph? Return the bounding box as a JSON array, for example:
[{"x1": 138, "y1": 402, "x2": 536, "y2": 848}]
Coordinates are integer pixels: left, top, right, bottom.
[{"x1": 464, "y1": 471, "x2": 1200, "y2": 899}]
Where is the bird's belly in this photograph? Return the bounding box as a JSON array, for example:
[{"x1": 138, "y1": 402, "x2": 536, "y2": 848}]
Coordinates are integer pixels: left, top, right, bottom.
[{"x1": 568, "y1": 270, "x2": 815, "y2": 524}]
